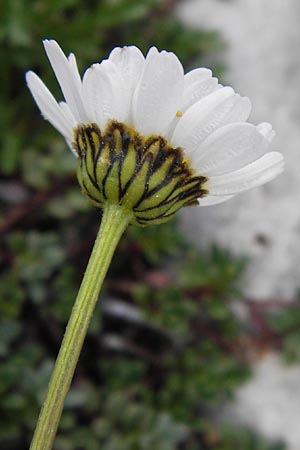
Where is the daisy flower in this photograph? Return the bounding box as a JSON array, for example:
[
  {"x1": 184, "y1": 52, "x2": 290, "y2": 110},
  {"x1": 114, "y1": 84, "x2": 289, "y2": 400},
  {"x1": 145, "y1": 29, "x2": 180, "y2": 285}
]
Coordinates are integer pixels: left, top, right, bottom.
[{"x1": 26, "y1": 40, "x2": 283, "y2": 225}]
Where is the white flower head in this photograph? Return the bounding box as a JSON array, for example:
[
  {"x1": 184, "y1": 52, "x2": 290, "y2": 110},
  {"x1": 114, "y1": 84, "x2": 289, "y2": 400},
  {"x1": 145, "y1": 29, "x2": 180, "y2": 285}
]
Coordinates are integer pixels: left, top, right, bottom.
[{"x1": 26, "y1": 40, "x2": 284, "y2": 225}]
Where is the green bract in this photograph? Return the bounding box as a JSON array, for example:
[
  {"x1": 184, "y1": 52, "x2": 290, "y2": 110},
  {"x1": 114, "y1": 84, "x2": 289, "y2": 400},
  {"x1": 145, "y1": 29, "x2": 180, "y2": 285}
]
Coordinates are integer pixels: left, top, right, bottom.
[{"x1": 75, "y1": 121, "x2": 208, "y2": 226}]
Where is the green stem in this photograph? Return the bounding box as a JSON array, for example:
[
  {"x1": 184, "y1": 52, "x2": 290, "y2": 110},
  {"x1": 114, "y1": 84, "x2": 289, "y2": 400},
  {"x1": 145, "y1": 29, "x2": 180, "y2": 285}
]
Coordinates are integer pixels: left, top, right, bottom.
[{"x1": 29, "y1": 203, "x2": 131, "y2": 450}]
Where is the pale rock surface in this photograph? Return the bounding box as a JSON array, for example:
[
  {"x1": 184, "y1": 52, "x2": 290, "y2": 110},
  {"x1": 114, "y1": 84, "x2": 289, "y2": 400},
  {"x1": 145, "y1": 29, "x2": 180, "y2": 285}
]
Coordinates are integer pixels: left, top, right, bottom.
[
  {"x1": 225, "y1": 354, "x2": 300, "y2": 450},
  {"x1": 177, "y1": 1, "x2": 300, "y2": 449},
  {"x1": 178, "y1": 0, "x2": 300, "y2": 301}
]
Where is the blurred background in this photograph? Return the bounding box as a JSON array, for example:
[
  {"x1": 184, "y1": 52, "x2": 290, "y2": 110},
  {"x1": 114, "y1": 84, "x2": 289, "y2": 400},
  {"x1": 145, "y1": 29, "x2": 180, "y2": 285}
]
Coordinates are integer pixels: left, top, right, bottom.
[{"x1": 0, "y1": 0, "x2": 299, "y2": 449}]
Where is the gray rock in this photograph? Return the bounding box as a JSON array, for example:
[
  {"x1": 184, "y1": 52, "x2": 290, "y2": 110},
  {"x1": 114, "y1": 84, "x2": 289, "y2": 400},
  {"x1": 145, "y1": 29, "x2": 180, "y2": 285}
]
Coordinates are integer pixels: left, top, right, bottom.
[
  {"x1": 177, "y1": 2, "x2": 300, "y2": 449},
  {"x1": 178, "y1": 0, "x2": 300, "y2": 301}
]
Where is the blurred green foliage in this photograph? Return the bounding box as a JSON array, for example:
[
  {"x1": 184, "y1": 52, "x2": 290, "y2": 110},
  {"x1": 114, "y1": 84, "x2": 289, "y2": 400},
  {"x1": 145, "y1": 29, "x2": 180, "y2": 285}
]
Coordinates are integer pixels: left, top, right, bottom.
[
  {"x1": 267, "y1": 297, "x2": 300, "y2": 363},
  {"x1": 0, "y1": 219, "x2": 286, "y2": 449},
  {"x1": 0, "y1": 0, "x2": 286, "y2": 449}
]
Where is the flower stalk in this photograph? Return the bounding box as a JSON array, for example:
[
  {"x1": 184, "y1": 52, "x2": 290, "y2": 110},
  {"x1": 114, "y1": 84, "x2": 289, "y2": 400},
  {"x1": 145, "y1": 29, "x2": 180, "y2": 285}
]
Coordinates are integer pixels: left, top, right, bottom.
[{"x1": 29, "y1": 203, "x2": 132, "y2": 450}]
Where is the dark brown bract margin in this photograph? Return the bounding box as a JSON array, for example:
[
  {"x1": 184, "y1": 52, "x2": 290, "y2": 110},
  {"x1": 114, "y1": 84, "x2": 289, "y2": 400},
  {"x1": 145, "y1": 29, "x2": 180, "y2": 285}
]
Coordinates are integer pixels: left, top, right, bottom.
[{"x1": 74, "y1": 121, "x2": 208, "y2": 226}]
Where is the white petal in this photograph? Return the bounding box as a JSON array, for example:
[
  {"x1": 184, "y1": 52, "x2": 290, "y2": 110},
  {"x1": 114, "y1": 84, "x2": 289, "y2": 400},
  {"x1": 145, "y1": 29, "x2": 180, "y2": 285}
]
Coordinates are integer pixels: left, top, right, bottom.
[
  {"x1": 193, "y1": 122, "x2": 270, "y2": 176},
  {"x1": 182, "y1": 67, "x2": 219, "y2": 111},
  {"x1": 108, "y1": 46, "x2": 145, "y2": 93},
  {"x1": 82, "y1": 60, "x2": 128, "y2": 129},
  {"x1": 107, "y1": 46, "x2": 144, "y2": 124},
  {"x1": 132, "y1": 47, "x2": 184, "y2": 135},
  {"x1": 184, "y1": 67, "x2": 213, "y2": 84},
  {"x1": 224, "y1": 94, "x2": 251, "y2": 123},
  {"x1": 58, "y1": 102, "x2": 78, "y2": 154},
  {"x1": 68, "y1": 52, "x2": 83, "y2": 92},
  {"x1": 163, "y1": 70, "x2": 220, "y2": 139},
  {"x1": 26, "y1": 71, "x2": 73, "y2": 141},
  {"x1": 199, "y1": 194, "x2": 234, "y2": 206},
  {"x1": 59, "y1": 102, "x2": 77, "y2": 129},
  {"x1": 207, "y1": 152, "x2": 284, "y2": 195},
  {"x1": 171, "y1": 86, "x2": 236, "y2": 156},
  {"x1": 43, "y1": 39, "x2": 88, "y2": 122},
  {"x1": 257, "y1": 122, "x2": 276, "y2": 142}
]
